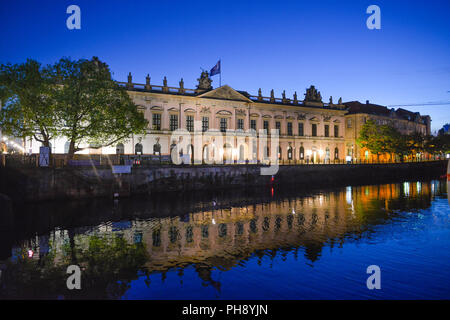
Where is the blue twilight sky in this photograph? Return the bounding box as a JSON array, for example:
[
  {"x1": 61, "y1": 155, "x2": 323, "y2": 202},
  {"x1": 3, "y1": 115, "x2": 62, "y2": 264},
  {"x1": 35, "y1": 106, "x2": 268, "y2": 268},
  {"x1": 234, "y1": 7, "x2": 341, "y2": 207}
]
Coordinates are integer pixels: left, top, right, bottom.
[{"x1": 0, "y1": 0, "x2": 449, "y2": 132}]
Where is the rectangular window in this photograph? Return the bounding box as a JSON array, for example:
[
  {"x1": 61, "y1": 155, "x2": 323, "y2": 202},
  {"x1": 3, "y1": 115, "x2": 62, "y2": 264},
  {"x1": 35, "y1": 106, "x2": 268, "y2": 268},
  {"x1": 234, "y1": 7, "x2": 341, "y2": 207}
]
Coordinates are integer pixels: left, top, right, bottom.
[
  {"x1": 275, "y1": 121, "x2": 281, "y2": 134},
  {"x1": 237, "y1": 118, "x2": 244, "y2": 130},
  {"x1": 287, "y1": 122, "x2": 293, "y2": 136},
  {"x1": 170, "y1": 114, "x2": 178, "y2": 131},
  {"x1": 220, "y1": 118, "x2": 227, "y2": 132},
  {"x1": 202, "y1": 117, "x2": 209, "y2": 132},
  {"x1": 186, "y1": 115, "x2": 194, "y2": 132},
  {"x1": 152, "y1": 113, "x2": 161, "y2": 130},
  {"x1": 334, "y1": 125, "x2": 339, "y2": 137},
  {"x1": 347, "y1": 119, "x2": 352, "y2": 128},
  {"x1": 298, "y1": 123, "x2": 304, "y2": 136},
  {"x1": 312, "y1": 123, "x2": 317, "y2": 136},
  {"x1": 263, "y1": 120, "x2": 269, "y2": 133},
  {"x1": 324, "y1": 124, "x2": 329, "y2": 137},
  {"x1": 250, "y1": 119, "x2": 257, "y2": 130}
]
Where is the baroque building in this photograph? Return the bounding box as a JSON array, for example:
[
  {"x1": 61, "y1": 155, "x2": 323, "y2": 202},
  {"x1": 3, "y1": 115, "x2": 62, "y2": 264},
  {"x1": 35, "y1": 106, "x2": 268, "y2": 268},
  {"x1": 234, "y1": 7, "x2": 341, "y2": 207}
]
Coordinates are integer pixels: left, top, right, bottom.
[
  {"x1": 111, "y1": 71, "x2": 347, "y2": 164},
  {"x1": 15, "y1": 71, "x2": 432, "y2": 164}
]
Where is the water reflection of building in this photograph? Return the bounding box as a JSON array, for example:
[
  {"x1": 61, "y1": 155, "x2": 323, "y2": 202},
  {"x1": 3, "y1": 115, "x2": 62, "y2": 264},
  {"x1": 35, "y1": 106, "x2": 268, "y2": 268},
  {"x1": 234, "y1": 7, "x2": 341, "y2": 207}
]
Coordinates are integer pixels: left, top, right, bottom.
[
  {"x1": 15, "y1": 181, "x2": 435, "y2": 266},
  {"x1": 6, "y1": 180, "x2": 441, "y2": 292}
]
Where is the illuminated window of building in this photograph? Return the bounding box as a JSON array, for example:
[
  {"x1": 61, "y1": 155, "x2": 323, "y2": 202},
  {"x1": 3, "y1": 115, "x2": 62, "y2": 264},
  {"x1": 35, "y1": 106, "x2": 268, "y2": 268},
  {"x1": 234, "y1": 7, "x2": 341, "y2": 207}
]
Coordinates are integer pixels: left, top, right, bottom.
[
  {"x1": 202, "y1": 117, "x2": 209, "y2": 132},
  {"x1": 135, "y1": 143, "x2": 143, "y2": 155},
  {"x1": 152, "y1": 113, "x2": 161, "y2": 130},
  {"x1": 299, "y1": 146, "x2": 304, "y2": 159},
  {"x1": 186, "y1": 115, "x2": 194, "y2": 132},
  {"x1": 298, "y1": 122, "x2": 304, "y2": 136},
  {"x1": 170, "y1": 114, "x2": 178, "y2": 131},
  {"x1": 312, "y1": 123, "x2": 317, "y2": 136},
  {"x1": 220, "y1": 118, "x2": 227, "y2": 132},
  {"x1": 237, "y1": 118, "x2": 244, "y2": 130},
  {"x1": 287, "y1": 122, "x2": 293, "y2": 136}
]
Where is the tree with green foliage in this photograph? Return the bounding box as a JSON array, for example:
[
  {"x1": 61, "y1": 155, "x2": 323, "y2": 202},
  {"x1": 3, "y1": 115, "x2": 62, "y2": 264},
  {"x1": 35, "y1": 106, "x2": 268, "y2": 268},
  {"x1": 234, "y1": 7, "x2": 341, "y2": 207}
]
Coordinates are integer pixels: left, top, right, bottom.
[
  {"x1": 357, "y1": 119, "x2": 398, "y2": 160},
  {"x1": 49, "y1": 57, "x2": 148, "y2": 159},
  {"x1": 357, "y1": 119, "x2": 427, "y2": 161},
  {"x1": 0, "y1": 59, "x2": 58, "y2": 147}
]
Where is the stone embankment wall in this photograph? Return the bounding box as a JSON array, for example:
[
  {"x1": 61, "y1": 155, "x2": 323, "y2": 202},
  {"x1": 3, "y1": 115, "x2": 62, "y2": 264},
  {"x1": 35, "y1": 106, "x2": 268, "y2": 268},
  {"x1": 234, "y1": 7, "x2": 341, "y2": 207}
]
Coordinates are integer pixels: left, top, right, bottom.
[{"x1": 0, "y1": 161, "x2": 446, "y2": 202}]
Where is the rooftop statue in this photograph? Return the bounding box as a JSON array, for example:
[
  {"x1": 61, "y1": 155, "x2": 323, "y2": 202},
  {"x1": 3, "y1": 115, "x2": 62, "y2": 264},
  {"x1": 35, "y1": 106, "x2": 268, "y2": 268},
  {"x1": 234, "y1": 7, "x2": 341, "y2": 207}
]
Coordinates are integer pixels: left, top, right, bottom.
[{"x1": 197, "y1": 71, "x2": 213, "y2": 91}]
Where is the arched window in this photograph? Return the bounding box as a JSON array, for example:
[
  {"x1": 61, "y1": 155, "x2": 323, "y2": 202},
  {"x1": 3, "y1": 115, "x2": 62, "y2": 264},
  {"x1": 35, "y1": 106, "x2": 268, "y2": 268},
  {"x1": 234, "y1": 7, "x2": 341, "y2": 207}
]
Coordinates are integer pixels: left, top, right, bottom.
[
  {"x1": 153, "y1": 143, "x2": 161, "y2": 155},
  {"x1": 287, "y1": 147, "x2": 293, "y2": 160},
  {"x1": 135, "y1": 143, "x2": 143, "y2": 155},
  {"x1": 116, "y1": 143, "x2": 125, "y2": 155},
  {"x1": 334, "y1": 147, "x2": 339, "y2": 160},
  {"x1": 278, "y1": 146, "x2": 282, "y2": 160},
  {"x1": 203, "y1": 144, "x2": 209, "y2": 163},
  {"x1": 299, "y1": 146, "x2": 305, "y2": 160},
  {"x1": 223, "y1": 143, "x2": 232, "y2": 163}
]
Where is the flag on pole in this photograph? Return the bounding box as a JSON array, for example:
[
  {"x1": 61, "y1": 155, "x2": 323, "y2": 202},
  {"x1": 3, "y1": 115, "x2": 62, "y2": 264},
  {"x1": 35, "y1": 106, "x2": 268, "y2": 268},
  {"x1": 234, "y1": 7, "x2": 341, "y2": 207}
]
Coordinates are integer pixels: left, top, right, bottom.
[{"x1": 209, "y1": 60, "x2": 221, "y2": 76}]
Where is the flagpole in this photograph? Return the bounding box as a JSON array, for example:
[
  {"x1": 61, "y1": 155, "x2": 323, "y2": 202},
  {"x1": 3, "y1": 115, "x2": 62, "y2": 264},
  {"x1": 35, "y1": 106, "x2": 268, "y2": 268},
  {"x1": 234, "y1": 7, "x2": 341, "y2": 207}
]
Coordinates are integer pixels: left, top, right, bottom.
[{"x1": 219, "y1": 59, "x2": 221, "y2": 87}]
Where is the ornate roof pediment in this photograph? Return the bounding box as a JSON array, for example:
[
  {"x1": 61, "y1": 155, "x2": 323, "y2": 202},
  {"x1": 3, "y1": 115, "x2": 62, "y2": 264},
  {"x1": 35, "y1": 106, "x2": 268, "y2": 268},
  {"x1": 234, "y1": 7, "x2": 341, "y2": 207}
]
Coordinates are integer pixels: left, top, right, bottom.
[
  {"x1": 250, "y1": 113, "x2": 260, "y2": 117},
  {"x1": 274, "y1": 115, "x2": 284, "y2": 119},
  {"x1": 199, "y1": 106, "x2": 211, "y2": 114},
  {"x1": 309, "y1": 116, "x2": 320, "y2": 122},
  {"x1": 198, "y1": 85, "x2": 252, "y2": 103},
  {"x1": 216, "y1": 110, "x2": 233, "y2": 116},
  {"x1": 150, "y1": 106, "x2": 163, "y2": 111},
  {"x1": 184, "y1": 108, "x2": 196, "y2": 113},
  {"x1": 262, "y1": 114, "x2": 272, "y2": 118}
]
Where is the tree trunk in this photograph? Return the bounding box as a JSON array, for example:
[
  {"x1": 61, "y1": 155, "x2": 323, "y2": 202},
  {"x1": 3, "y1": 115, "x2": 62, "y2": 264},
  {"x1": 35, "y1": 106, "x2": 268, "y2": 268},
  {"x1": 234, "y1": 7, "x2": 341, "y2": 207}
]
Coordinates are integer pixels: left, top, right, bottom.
[{"x1": 67, "y1": 140, "x2": 76, "y2": 161}]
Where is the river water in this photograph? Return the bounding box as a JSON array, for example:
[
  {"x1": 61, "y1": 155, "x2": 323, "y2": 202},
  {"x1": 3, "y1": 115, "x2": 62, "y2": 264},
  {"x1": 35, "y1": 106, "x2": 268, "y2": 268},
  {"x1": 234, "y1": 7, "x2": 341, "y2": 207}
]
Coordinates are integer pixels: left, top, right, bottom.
[{"x1": 0, "y1": 179, "x2": 449, "y2": 299}]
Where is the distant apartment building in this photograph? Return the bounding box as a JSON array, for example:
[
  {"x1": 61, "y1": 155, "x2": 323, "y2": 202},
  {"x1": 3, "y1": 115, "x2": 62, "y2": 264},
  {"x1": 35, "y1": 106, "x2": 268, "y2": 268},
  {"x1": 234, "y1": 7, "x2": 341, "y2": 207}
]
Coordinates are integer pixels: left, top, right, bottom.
[{"x1": 343, "y1": 100, "x2": 431, "y2": 161}]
